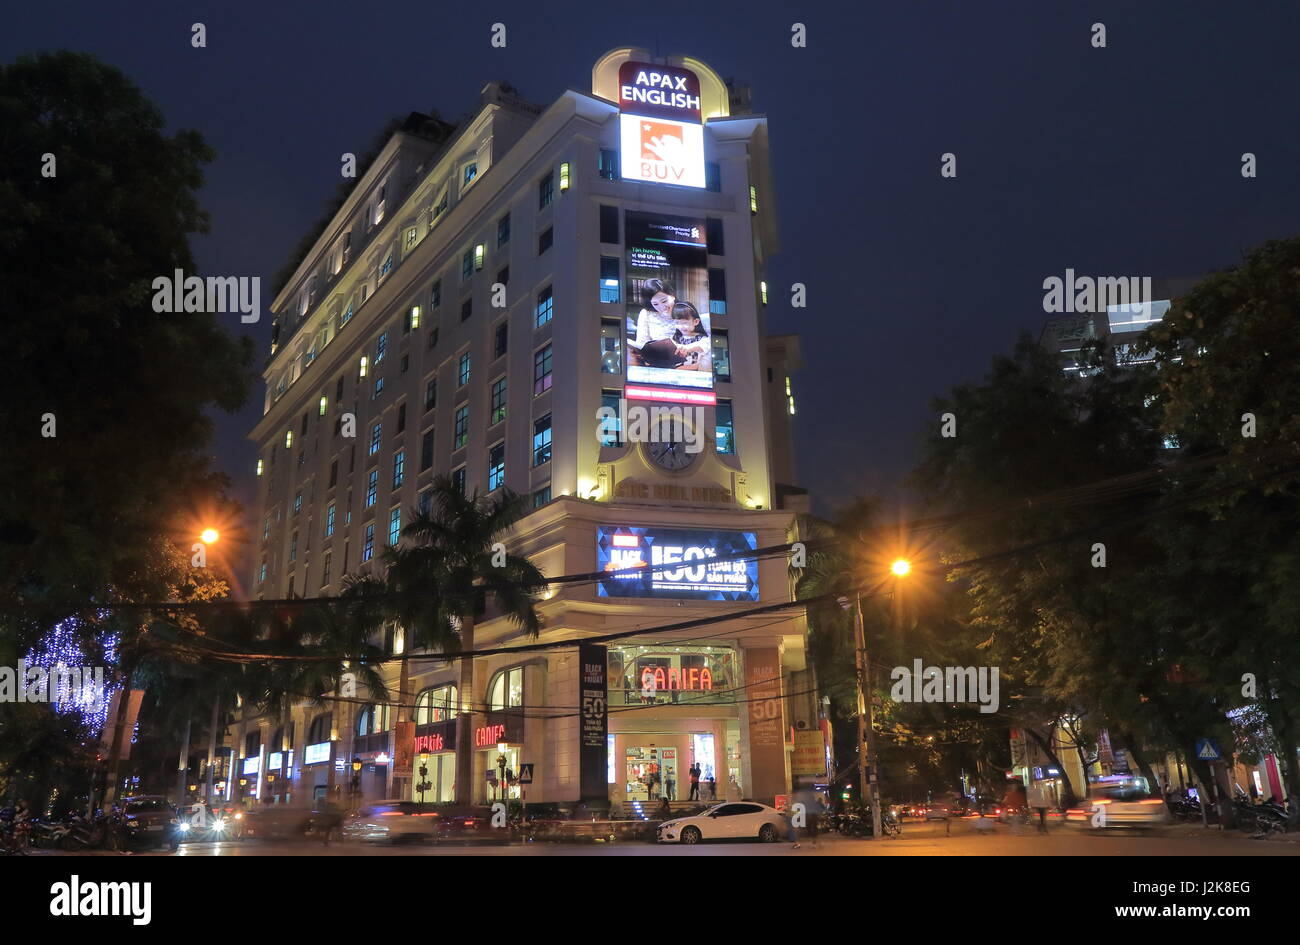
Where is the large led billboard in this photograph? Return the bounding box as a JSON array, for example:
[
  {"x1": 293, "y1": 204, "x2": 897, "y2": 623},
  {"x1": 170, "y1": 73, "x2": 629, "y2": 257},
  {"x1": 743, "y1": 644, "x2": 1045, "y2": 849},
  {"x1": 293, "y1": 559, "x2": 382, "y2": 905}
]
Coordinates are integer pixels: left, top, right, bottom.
[
  {"x1": 624, "y1": 211, "x2": 714, "y2": 396},
  {"x1": 617, "y1": 61, "x2": 705, "y2": 189},
  {"x1": 597, "y1": 526, "x2": 759, "y2": 602}
]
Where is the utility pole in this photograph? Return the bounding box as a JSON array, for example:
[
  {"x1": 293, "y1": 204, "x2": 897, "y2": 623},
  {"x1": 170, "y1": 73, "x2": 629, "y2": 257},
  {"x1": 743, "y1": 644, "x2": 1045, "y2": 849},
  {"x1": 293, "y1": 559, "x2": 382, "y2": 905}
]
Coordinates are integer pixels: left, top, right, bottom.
[{"x1": 853, "y1": 594, "x2": 882, "y2": 839}]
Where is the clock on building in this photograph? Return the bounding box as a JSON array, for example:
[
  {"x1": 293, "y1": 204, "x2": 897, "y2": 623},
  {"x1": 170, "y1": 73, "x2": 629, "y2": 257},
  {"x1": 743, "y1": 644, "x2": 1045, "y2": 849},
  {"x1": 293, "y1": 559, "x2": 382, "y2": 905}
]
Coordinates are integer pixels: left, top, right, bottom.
[{"x1": 646, "y1": 437, "x2": 697, "y2": 472}]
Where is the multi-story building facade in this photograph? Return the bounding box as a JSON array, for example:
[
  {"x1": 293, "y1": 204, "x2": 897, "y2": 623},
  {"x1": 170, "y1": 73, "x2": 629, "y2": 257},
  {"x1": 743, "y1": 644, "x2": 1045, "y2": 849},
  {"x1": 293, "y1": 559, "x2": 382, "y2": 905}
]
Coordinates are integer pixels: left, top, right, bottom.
[{"x1": 236, "y1": 48, "x2": 811, "y2": 814}]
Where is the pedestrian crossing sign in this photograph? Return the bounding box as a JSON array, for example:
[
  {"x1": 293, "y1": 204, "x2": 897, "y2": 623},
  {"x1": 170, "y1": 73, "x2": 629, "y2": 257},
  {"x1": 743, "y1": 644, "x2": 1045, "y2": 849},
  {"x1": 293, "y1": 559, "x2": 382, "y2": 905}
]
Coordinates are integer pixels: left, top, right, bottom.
[{"x1": 1195, "y1": 739, "x2": 1222, "y2": 761}]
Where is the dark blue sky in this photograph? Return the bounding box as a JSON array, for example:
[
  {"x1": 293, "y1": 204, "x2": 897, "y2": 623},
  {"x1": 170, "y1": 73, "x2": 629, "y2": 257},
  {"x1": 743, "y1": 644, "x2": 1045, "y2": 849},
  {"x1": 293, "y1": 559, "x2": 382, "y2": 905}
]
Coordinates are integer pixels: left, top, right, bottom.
[{"x1": 7, "y1": 1, "x2": 1299, "y2": 575}]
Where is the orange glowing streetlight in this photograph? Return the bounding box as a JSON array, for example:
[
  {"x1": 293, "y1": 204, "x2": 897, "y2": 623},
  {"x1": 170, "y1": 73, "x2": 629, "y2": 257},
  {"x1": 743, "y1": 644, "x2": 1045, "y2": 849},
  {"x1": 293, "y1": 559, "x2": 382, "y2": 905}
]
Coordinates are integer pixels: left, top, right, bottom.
[
  {"x1": 890, "y1": 558, "x2": 912, "y2": 577},
  {"x1": 200, "y1": 528, "x2": 220, "y2": 544}
]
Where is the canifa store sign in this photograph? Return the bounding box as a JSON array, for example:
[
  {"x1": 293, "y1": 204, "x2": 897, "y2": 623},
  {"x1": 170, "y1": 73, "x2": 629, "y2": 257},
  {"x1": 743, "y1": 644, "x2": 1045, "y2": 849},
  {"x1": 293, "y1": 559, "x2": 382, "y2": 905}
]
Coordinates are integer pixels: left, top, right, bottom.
[{"x1": 618, "y1": 61, "x2": 705, "y2": 189}]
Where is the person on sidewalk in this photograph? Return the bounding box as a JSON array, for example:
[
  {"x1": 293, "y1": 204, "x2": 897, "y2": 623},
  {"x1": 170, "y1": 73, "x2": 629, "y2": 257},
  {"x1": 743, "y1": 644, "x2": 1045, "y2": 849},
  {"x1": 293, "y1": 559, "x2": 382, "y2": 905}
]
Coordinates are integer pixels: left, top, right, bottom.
[{"x1": 1027, "y1": 780, "x2": 1051, "y2": 834}]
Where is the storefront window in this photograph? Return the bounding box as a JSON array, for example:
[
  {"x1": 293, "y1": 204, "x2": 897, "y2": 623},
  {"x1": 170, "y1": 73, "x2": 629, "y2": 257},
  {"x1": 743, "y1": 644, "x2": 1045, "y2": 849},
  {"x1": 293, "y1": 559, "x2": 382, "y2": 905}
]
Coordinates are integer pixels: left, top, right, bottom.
[
  {"x1": 608, "y1": 645, "x2": 738, "y2": 706},
  {"x1": 415, "y1": 685, "x2": 458, "y2": 724},
  {"x1": 412, "y1": 753, "x2": 456, "y2": 804},
  {"x1": 484, "y1": 746, "x2": 521, "y2": 801},
  {"x1": 356, "y1": 704, "x2": 392, "y2": 736}
]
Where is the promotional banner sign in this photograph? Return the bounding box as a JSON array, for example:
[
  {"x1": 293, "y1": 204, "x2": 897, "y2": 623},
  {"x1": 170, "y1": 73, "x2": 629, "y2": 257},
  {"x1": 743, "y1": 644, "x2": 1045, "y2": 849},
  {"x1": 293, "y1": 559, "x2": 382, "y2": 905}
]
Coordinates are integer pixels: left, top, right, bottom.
[
  {"x1": 392, "y1": 720, "x2": 415, "y2": 777},
  {"x1": 596, "y1": 525, "x2": 759, "y2": 601},
  {"x1": 792, "y1": 729, "x2": 827, "y2": 776},
  {"x1": 617, "y1": 61, "x2": 705, "y2": 188},
  {"x1": 745, "y1": 648, "x2": 786, "y2": 804},
  {"x1": 623, "y1": 211, "x2": 713, "y2": 398},
  {"x1": 578, "y1": 644, "x2": 609, "y2": 803}
]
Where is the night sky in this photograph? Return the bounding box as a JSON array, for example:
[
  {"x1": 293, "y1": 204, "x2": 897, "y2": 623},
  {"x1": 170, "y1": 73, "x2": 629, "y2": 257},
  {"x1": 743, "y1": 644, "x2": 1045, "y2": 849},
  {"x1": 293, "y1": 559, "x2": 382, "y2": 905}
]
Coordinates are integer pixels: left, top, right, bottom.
[{"x1": 6, "y1": 1, "x2": 1299, "y2": 582}]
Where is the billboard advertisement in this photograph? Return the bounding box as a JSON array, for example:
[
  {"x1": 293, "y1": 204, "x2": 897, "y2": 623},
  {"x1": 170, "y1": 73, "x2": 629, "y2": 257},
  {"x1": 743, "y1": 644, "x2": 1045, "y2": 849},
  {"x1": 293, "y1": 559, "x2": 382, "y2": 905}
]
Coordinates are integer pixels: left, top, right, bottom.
[
  {"x1": 624, "y1": 211, "x2": 713, "y2": 396},
  {"x1": 618, "y1": 61, "x2": 705, "y2": 189},
  {"x1": 596, "y1": 525, "x2": 758, "y2": 601}
]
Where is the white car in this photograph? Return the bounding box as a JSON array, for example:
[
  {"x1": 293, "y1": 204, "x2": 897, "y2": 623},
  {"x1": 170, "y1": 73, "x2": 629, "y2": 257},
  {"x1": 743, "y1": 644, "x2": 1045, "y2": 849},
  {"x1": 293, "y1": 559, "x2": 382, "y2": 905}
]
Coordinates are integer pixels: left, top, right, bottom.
[
  {"x1": 1065, "y1": 777, "x2": 1169, "y2": 828},
  {"x1": 341, "y1": 800, "x2": 441, "y2": 843},
  {"x1": 656, "y1": 802, "x2": 789, "y2": 844}
]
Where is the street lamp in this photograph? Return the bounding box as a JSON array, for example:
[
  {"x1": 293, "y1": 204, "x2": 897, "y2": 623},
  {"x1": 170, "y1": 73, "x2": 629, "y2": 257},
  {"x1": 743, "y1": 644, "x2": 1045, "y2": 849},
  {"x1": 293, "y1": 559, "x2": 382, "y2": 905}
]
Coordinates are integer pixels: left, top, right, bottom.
[
  {"x1": 417, "y1": 750, "x2": 431, "y2": 804},
  {"x1": 200, "y1": 528, "x2": 219, "y2": 544},
  {"x1": 497, "y1": 742, "x2": 510, "y2": 806},
  {"x1": 890, "y1": 558, "x2": 911, "y2": 577}
]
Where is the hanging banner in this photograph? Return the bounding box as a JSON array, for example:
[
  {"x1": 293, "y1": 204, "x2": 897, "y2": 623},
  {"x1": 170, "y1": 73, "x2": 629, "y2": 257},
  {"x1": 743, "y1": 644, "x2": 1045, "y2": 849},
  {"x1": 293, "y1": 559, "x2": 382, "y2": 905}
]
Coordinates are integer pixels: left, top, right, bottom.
[
  {"x1": 392, "y1": 720, "x2": 415, "y2": 778},
  {"x1": 744, "y1": 648, "x2": 786, "y2": 804},
  {"x1": 578, "y1": 644, "x2": 609, "y2": 803}
]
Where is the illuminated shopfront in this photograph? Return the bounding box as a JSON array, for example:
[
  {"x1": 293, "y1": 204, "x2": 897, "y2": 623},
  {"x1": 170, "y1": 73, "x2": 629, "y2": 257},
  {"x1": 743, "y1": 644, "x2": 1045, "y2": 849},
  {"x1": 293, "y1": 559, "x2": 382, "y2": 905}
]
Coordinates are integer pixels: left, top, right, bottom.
[
  {"x1": 410, "y1": 685, "x2": 458, "y2": 803},
  {"x1": 609, "y1": 644, "x2": 738, "y2": 706}
]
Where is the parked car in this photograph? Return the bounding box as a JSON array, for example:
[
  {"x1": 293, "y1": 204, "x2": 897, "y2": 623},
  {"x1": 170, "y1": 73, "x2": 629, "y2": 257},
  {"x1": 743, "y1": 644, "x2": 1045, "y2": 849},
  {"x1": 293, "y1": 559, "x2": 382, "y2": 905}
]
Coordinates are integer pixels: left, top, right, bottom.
[
  {"x1": 656, "y1": 802, "x2": 788, "y2": 844},
  {"x1": 1065, "y1": 776, "x2": 1169, "y2": 828},
  {"x1": 341, "y1": 800, "x2": 442, "y2": 843},
  {"x1": 116, "y1": 796, "x2": 180, "y2": 850}
]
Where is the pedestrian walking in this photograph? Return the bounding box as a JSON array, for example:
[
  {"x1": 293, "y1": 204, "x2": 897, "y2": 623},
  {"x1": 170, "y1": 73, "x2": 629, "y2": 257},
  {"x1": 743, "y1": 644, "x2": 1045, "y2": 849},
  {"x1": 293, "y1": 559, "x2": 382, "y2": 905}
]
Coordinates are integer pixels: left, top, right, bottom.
[{"x1": 688, "y1": 763, "x2": 701, "y2": 801}]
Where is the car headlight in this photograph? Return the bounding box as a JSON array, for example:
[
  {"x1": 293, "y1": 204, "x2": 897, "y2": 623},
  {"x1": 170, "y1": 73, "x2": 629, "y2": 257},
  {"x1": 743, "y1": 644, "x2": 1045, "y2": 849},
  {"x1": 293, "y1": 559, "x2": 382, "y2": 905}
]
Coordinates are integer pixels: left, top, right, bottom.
[
  {"x1": 178, "y1": 822, "x2": 191, "y2": 832},
  {"x1": 212, "y1": 819, "x2": 226, "y2": 831}
]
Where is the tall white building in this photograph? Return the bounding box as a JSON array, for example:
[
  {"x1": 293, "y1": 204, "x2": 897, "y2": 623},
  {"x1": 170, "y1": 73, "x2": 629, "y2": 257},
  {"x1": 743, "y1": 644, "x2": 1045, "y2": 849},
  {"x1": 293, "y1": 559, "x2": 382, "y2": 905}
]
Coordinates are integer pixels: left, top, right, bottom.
[{"x1": 239, "y1": 48, "x2": 812, "y2": 813}]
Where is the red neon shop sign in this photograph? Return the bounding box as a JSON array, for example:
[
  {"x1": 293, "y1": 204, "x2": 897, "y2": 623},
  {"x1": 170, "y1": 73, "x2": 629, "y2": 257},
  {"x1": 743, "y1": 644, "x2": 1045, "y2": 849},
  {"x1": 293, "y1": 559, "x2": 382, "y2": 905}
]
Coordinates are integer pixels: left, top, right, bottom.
[
  {"x1": 474, "y1": 724, "x2": 506, "y2": 748},
  {"x1": 414, "y1": 733, "x2": 445, "y2": 754},
  {"x1": 641, "y1": 667, "x2": 713, "y2": 691}
]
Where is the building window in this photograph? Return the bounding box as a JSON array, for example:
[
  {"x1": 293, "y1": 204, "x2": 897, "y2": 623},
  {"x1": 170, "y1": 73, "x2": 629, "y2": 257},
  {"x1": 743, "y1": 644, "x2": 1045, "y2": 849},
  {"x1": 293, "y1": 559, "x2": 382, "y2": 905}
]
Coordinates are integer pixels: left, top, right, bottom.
[
  {"x1": 428, "y1": 322, "x2": 439, "y2": 348},
  {"x1": 388, "y1": 506, "x2": 401, "y2": 546},
  {"x1": 375, "y1": 332, "x2": 388, "y2": 364},
  {"x1": 461, "y1": 297, "x2": 472, "y2": 322},
  {"x1": 532, "y1": 414, "x2": 552, "y2": 467},
  {"x1": 474, "y1": 243, "x2": 485, "y2": 271},
  {"x1": 538, "y1": 172, "x2": 554, "y2": 209},
  {"x1": 708, "y1": 268, "x2": 727, "y2": 315},
  {"x1": 329, "y1": 459, "x2": 338, "y2": 487},
  {"x1": 458, "y1": 353, "x2": 471, "y2": 387},
  {"x1": 284, "y1": 429, "x2": 293, "y2": 449},
  {"x1": 293, "y1": 491, "x2": 302, "y2": 515},
  {"x1": 454, "y1": 405, "x2": 469, "y2": 449},
  {"x1": 599, "y1": 257, "x2": 621, "y2": 303},
  {"x1": 397, "y1": 403, "x2": 407, "y2": 433},
  {"x1": 380, "y1": 253, "x2": 394, "y2": 279},
  {"x1": 263, "y1": 513, "x2": 271, "y2": 540},
  {"x1": 496, "y1": 265, "x2": 509, "y2": 288},
  {"x1": 431, "y1": 279, "x2": 442, "y2": 309},
  {"x1": 600, "y1": 318, "x2": 622, "y2": 374},
  {"x1": 494, "y1": 322, "x2": 508, "y2": 358},
  {"x1": 497, "y1": 213, "x2": 510, "y2": 247},
  {"x1": 433, "y1": 188, "x2": 448, "y2": 220},
  {"x1": 420, "y1": 429, "x2": 434, "y2": 471},
  {"x1": 405, "y1": 227, "x2": 418, "y2": 250},
  {"x1": 336, "y1": 376, "x2": 345, "y2": 401},
  {"x1": 373, "y1": 376, "x2": 385, "y2": 398},
  {"x1": 705, "y1": 162, "x2": 721, "y2": 192},
  {"x1": 362, "y1": 523, "x2": 375, "y2": 562},
  {"x1": 340, "y1": 302, "x2": 353, "y2": 328},
  {"x1": 749, "y1": 185, "x2": 758, "y2": 214},
  {"x1": 488, "y1": 666, "x2": 524, "y2": 710},
  {"x1": 487, "y1": 442, "x2": 505, "y2": 491},
  {"x1": 533, "y1": 345, "x2": 552, "y2": 395},
  {"x1": 365, "y1": 469, "x2": 378, "y2": 508},
  {"x1": 463, "y1": 162, "x2": 478, "y2": 185},
  {"x1": 706, "y1": 218, "x2": 724, "y2": 255},
  {"x1": 535, "y1": 285, "x2": 553, "y2": 327},
  {"x1": 599, "y1": 149, "x2": 619, "y2": 181},
  {"x1": 325, "y1": 504, "x2": 336, "y2": 537},
  {"x1": 760, "y1": 281, "x2": 768, "y2": 305},
  {"x1": 490, "y1": 377, "x2": 507, "y2": 425},
  {"x1": 318, "y1": 395, "x2": 328, "y2": 417},
  {"x1": 559, "y1": 161, "x2": 571, "y2": 192},
  {"x1": 452, "y1": 466, "x2": 466, "y2": 494},
  {"x1": 392, "y1": 449, "x2": 406, "y2": 489},
  {"x1": 415, "y1": 685, "x2": 458, "y2": 724},
  {"x1": 600, "y1": 389, "x2": 623, "y2": 446},
  {"x1": 716, "y1": 399, "x2": 735, "y2": 454},
  {"x1": 532, "y1": 485, "x2": 552, "y2": 508},
  {"x1": 712, "y1": 330, "x2": 731, "y2": 382},
  {"x1": 369, "y1": 422, "x2": 382, "y2": 455},
  {"x1": 289, "y1": 531, "x2": 298, "y2": 563},
  {"x1": 322, "y1": 551, "x2": 331, "y2": 587},
  {"x1": 418, "y1": 486, "x2": 433, "y2": 517},
  {"x1": 599, "y1": 204, "x2": 619, "y2": 244},
  {"x1": 462, "y1": 249, "x2": 474, "y2": 280},
  {"x1": 259, "y1": 562, "x2": 267, "y2": 584},
  {"x1": 538, "y1": 227, "x2": 553, "y2": 255},
  {"x1": 406, "y1": 306, "x2": 420, "y2": 333}
]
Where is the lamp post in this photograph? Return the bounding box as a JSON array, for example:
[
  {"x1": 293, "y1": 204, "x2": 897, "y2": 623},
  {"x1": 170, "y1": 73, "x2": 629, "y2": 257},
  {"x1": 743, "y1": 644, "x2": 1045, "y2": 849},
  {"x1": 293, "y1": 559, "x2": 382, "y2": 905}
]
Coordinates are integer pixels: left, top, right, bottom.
[
  {"x1": 853, "y1": 558, "x2": 911, "y2": 840},
  {"x1": 496, "y1": 743, "x2": 509, "y2": 806},
  {"x1": 351, "y1": 758, "x2": 362, "y2": 807},
  {"x1": 417, "y1": 750, "x2": 431, "y2": 804}
]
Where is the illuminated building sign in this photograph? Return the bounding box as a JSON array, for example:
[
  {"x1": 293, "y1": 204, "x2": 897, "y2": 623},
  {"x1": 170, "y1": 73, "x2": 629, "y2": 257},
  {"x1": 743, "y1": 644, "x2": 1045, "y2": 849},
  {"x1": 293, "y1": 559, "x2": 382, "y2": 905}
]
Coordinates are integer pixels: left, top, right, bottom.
[
  {"x1": 267, "y1": 752, "x2": 282, "y2": 770},
  {"x1": 618, "y1": 61, "x2": 705, "y2": 189},
  {"x1": 414, "y1": 733, "x2": 446, "y2": 754},
  {"x1": 640, "y1": 666, "x2": 713, "y2": 691},
  {"x1": 597, "y1": 525, "x2": 759, "y2": 601},
  {"x1": 303, "y1": 742, "x2": 331, "y2": 765},
  {"x1": 241, "y1": 756, "x2": 261, "y2": 776},
  {"x1": 623, "y1": 211, "x2": 713, "y2": 400},
  {"x1": 475, "y1": 724, "x2": 506, "y2": 748}
]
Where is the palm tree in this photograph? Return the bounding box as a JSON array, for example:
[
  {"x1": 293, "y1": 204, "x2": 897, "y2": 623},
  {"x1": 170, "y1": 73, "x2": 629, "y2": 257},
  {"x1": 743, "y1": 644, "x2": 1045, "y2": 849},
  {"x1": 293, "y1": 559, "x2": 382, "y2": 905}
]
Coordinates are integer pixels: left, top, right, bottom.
[{"x1": 374, "y1": 476, "x2": 547, "y2": 804}]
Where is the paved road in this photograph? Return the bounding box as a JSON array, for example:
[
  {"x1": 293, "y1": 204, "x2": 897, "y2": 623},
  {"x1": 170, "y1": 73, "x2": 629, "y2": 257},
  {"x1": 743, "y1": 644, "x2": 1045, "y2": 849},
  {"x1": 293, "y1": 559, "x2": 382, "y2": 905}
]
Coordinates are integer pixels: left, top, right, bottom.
[{"x1": 37, "y1": 821, "x2": 1300, "y2": 856}]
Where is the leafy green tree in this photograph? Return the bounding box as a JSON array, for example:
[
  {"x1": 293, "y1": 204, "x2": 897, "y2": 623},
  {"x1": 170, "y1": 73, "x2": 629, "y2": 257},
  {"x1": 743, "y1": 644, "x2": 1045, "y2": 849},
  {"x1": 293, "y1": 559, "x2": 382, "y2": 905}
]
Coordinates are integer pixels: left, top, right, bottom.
[{"x1": 0, "y1": 51, "x2": 253, "y2": 635}]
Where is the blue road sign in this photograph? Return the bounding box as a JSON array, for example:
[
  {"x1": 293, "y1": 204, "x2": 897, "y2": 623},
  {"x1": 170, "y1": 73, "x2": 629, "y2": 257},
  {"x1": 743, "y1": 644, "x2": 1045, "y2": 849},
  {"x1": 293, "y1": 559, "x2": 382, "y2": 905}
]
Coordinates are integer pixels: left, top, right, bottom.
[{"x1": 1195, "y1": 738, "x2": 1222, "y2": 762}]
